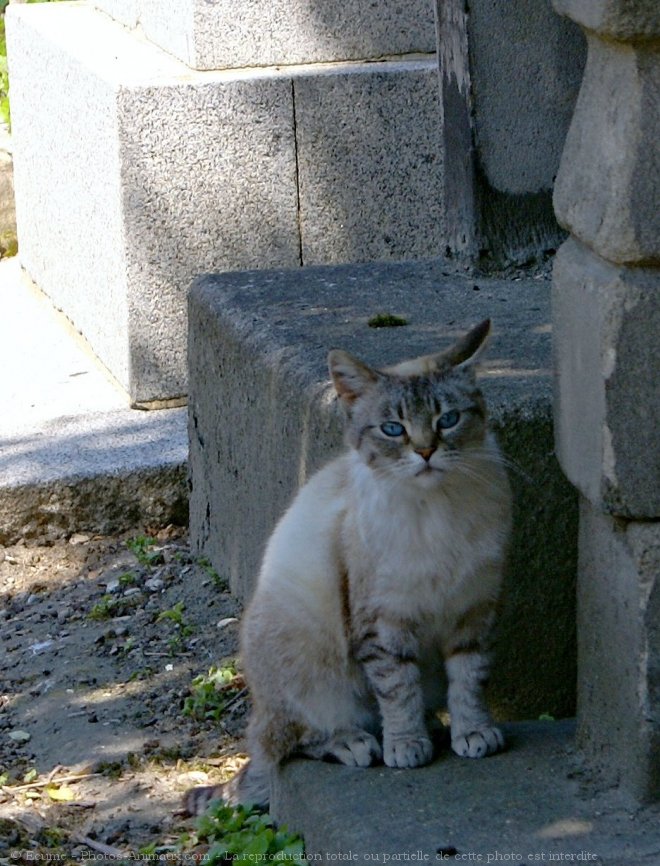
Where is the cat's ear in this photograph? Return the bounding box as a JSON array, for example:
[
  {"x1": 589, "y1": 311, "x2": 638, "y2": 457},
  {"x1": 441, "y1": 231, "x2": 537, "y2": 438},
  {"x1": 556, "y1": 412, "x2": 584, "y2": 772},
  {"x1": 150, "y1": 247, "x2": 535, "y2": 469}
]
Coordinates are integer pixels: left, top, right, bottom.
[
  {"x1": 328, "y1": 350, "x2": 379, "y2": 405},
  {"x1": 443, "y1": 318, "x2": 491, "y2": 369}
]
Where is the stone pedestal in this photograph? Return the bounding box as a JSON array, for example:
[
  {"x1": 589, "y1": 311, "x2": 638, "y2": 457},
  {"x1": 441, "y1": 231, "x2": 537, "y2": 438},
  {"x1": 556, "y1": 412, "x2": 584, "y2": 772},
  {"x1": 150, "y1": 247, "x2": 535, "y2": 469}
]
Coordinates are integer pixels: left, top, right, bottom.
[
  {"x1": 552, "y1": 0, "x2": 660, "y2": 801},
  {"x1": 7, "y1": 2, "x2": 443, "y2": 404},
  {"x1": 577, "y1": 501, "x2": 659, "y2": 800},
  {"x1": 91, "y1": 0, "x2": 435, "y2": 69}
]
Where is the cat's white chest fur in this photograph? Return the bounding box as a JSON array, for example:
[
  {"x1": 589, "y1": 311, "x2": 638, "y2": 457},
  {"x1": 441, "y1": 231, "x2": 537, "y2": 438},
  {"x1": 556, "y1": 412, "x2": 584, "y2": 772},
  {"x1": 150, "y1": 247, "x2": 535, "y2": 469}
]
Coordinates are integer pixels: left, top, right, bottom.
[
  {"x1": 346, "y1": 450, "x2": 507, "y2": 622},
  {"x1": 258, "y1": 445, "x2": 509, "y2": 635}
]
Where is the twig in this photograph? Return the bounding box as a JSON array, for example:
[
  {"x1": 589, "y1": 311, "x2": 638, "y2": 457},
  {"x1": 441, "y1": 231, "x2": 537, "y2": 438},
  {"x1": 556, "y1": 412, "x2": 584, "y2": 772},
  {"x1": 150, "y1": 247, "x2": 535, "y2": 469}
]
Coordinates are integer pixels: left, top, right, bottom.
[
  {"x1": 222, "y1": 687, "x2": 248, "y2": 713},
  {"x1": 1, "y1": 772, "x2": 100, "y2": 793},
  {"x1": 76, "y1": 835, "x2": 127, "y2": 858}
]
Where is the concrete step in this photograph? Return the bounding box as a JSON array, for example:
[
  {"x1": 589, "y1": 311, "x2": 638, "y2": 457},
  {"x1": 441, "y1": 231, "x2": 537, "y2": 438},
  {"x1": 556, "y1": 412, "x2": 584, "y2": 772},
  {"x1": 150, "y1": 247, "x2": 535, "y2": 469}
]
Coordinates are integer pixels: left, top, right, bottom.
[
  {"x1": 271, "y1": 720, "x2": 660, "y2": 864},
  {"x1": 0, "y1": 258, "x2": 187, "y2": 545},
  {"x1": 7, "y1": 2, "x2": 443, "y2": 404},
  {"x1": 92, "y1": 0, "x2": 436, "y2": 70},
  {"x1": 187, "y1": 257, "x2": 578, "y2": 721}
]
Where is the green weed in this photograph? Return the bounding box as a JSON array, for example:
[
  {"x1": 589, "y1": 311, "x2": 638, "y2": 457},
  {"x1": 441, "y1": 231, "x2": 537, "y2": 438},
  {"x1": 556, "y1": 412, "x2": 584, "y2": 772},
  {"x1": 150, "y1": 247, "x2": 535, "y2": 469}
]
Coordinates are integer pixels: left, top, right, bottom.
[
  {"x1": 88, "y1": 593, "x2": 138, "y2": 620},
  {"x1": 183, "y1": 664, "x2": 241, "y2": 722},
  {"x1": 198, "y1": 556, "x2": 228, "y2": 591},
  {"x1": 127, "y1": 535, "x2": 164, "y2": 567},
  {"x1": 188, "y1": 801, "x2": 304, "y2": 864}
]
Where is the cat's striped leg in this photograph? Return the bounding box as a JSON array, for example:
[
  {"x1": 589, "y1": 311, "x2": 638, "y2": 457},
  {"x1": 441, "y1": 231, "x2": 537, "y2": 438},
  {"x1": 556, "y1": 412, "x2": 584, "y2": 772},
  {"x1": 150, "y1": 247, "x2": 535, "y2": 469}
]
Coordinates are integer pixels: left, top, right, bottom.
[
  {"x1": 444, "y1": 650, "x2": 504, "y2": 758},
  {"x1": 356, "y1": 619, "x2": 433, "y2": 769}
]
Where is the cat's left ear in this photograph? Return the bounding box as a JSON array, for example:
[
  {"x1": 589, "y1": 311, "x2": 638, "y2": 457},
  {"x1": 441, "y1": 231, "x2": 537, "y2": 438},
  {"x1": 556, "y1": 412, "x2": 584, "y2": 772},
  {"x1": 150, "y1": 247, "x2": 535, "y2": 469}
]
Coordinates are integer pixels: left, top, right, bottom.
[
  {"x1": 443, "y1": 318, "x2": 491, "y2": 370},
  {"x1": 328, "y1": 350, "x2": 379, "y2": 405}
]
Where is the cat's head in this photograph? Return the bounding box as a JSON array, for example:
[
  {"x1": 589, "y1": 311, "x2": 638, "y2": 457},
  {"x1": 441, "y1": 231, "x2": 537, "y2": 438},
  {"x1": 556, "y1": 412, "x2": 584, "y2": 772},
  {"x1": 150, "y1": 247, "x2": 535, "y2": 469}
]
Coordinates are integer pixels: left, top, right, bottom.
[{"x1": 328, "y1": 319, "x2": 491, "y2": 487}]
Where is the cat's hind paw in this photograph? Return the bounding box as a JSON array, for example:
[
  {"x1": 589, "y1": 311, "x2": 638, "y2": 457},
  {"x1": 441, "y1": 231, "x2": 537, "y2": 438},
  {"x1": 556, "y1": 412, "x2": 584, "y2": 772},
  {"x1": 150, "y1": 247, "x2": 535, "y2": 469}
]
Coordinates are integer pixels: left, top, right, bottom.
[
  {"x1": 451, "y1": 726, "x2": 504, "y2": 759},
  {"x1": 384, "y1": 734, "x2": 434, "y2": 769},
  {"x1": 182, "y1": 784, "x2": 224, "y2": 817}
]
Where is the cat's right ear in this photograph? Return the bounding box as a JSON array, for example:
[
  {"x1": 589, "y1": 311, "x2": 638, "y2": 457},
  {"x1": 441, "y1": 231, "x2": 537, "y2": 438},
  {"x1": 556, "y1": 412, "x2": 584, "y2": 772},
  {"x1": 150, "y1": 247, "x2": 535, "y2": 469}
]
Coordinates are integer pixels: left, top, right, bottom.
[{"x1": 328, "y1": 350, "x2": 379, "y2": 406}]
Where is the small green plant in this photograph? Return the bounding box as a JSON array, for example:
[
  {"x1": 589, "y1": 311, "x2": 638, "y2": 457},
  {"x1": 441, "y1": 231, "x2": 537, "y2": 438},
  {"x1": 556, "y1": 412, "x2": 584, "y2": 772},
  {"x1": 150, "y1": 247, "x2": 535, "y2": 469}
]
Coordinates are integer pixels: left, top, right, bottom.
[
  {"x1": 368, "y1": 313, "x2": 409, "y2": 328},
  {"x1": 183, "y1": 664, "x2": 240, "y2": 722},
  {"x1": 128, "y1": 667, "x2": 154, "y2": 682},
  {"x1": 88, "y1": 592, "x2": 138, "y2": 620},
  {"x1": 157, "y1": 600, "x2": 194, "y2": 655},
  {"x1": 127, "y1": 535, "x2": 163, "y2": 567},
  {"x1": 188, "y1": 802, "x2": 304, "y2": 864},
  {"x1": 156, "y1": 600, "x2": 193, "y2": 633},
  {"x1": 119, "y1": 636, "x2": 135, "y2": 656},
  {"x1": 88, "y1": 594, "x2": 120, "y2": 620},
  {"x1": 198, "y1": 556, "x2": 228, "y2": 591},
  {"x1": 118, "y1": 571, "x2": 136, "y2": 587},
  {"x1": 96, "y1": 761, "x2": 123, "y2": 780},
  {"x1": 538, "y1": 713, "x2": 556, "y2": 722},
  {"x1": 0, "y1": 24, "x2": 8, "y2": 127}
]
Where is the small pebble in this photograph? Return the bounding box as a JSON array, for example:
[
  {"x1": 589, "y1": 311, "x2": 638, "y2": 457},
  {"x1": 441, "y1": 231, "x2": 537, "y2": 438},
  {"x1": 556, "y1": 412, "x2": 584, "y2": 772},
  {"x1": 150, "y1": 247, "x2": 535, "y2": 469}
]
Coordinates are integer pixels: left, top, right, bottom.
[
  {"x1": 144, "y1": 578, "x2": 164, "y2": 593},
  {"x1": 69, "y1": 533, "x2": 91, "y2": 546}
]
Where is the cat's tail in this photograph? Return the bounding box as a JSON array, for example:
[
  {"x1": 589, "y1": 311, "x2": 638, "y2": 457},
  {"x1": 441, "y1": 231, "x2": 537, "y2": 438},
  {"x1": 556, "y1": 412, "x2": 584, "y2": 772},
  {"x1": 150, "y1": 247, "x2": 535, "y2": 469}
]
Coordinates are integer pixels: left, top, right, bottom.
[{"x1": 182, "y1": 756, "x2": 270, "y2": 816}]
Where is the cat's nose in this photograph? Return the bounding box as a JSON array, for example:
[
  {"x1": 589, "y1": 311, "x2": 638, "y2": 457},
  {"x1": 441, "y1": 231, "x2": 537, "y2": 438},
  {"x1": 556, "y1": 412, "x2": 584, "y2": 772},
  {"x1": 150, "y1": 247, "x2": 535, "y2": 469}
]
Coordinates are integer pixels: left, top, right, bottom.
[{"x1": 415, "y1": 447, "x2": 436, "y2": 462}]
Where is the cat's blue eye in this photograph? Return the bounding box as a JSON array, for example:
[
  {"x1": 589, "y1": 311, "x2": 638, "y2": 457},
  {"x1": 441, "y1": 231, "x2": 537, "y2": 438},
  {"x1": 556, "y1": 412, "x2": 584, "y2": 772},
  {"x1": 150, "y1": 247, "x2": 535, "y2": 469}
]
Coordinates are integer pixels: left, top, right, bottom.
[
  {"x1": 437, "y1": 410, "x2": 461, "y2": 430},
  {"x1": 381, "y1": 421, "x2": 406, "y2": 437}
]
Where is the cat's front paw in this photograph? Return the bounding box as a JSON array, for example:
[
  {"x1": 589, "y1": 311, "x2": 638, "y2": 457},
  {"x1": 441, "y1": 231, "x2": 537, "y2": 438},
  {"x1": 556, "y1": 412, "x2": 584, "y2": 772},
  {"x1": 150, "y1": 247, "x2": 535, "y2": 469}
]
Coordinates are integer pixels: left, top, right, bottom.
[
  {"x1": 384, "y1": 735, "x2": 434, "y2": 769},
  {"x1": 325, "y1": 730, "x2": 383, "y2": 767},
  {"x1": 451, "y1": 726, "x2": 504, "y2": 758}
]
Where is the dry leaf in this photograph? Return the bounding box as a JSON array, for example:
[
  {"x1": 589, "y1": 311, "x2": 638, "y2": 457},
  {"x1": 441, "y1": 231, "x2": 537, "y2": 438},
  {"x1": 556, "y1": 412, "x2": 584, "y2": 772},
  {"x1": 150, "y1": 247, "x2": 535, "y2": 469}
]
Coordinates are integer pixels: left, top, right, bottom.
[{"x1": 45, "y1": 785, "x2": 76, "y2": 802}]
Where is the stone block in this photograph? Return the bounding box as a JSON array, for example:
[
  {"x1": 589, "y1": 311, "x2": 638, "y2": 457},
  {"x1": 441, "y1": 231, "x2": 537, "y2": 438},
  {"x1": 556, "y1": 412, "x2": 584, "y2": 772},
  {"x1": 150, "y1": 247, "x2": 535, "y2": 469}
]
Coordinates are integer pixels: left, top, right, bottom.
[
  {"x1": 92, "y1": 0, "x2": 436, "y2": 70},
  {"x1": 0, "y1": 408, "x2": 189, "y2": 545},
  {"x1": 188, "y1": 260, "x2": 579, "y2": 719},
  {"x1": 93, "y1": 0, "x2": 138, "y2": 28},
  {"x1": 577, "y1": 498, "x2": 660, "y2": 802},
  {"x1": 293, "y1": 60, "x2": 445, "y2": 265},
  {"x1": 6, "y1": 3, "x2": 300, "y2": 403},
  {"x1": 553, "y1": 238, "x2": 660, "y2": 518},
  {"x1": 435, "y1": 0, "x2": 586, "y2": 265},
  {"x1": 553, "y1": 35, "x2": 660, "y2": 265},
  {"x1": 553, "y1": 0, "x2": 660, "y2": 41},
  {"x1": 270, "y1": 720, "x2": 660, "y2": 861},
  {"x1": 8, "y1": 4, "x2": 448, "y2": 402}
]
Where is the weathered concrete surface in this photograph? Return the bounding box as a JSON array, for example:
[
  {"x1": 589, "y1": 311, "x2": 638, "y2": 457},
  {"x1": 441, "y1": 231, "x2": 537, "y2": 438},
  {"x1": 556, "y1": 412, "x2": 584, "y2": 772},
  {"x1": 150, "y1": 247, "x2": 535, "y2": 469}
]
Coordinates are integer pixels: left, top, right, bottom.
[
  {"x1": 553, "y1": 0, "x2": 660, "y2": 41},
  {"x1": 92, "y1": 0, "x2": 435, "y2": 70},
  {"x1": 577, "y1": 500, "x2": 660, "y2": 803},
  {"x1": 435, "y1": 0, "x2": 586, "y2": 265},
  {"x1": 272, "y1": 720, "x2": 660, "y2": 864},
  {"x1": 553, "y1": 35, "x2": 660, "y2": 266},
  {"x1": 552, "y1": 239, "x2": 660, "y2": 518},
  {"x1": 188, "y1": 259, "x2": 578, "y2": 720},
  {"x1": 294, "y1": 60, "x2": 444, "y2": 265},
  {"x1": 0, "y1": 258, "x2": 188, "y2": 545}
]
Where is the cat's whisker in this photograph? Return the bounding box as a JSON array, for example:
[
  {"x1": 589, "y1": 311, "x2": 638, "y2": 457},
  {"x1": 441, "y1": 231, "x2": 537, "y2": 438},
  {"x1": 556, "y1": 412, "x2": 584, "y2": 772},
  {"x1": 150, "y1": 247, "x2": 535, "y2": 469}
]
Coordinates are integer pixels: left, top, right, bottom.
[{"x1": 461, "y1": 448, "x2": 534, "y2": 484}]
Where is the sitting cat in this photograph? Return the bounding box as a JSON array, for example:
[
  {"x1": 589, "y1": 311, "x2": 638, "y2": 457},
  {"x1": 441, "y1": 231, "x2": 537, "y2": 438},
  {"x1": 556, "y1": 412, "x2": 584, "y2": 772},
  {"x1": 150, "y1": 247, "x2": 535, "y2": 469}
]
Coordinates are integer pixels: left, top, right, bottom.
[{"x1": 185, "y1": 318, "x2": 511, "y2": 814}]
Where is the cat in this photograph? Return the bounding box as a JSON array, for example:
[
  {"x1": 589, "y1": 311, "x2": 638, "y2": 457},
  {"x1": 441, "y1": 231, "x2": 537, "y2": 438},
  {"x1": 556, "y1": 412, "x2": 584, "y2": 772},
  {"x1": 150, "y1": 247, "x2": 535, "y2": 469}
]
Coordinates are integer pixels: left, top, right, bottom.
[{"x1": 185, "y1": 318, "x2": 512, "y2": 815}]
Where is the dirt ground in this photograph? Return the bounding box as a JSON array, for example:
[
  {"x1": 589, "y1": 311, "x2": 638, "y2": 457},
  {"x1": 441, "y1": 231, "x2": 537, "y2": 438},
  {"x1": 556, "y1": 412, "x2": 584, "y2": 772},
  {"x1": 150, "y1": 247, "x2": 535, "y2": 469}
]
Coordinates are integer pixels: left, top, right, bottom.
[{"x1": 0, "y1": 525, "x2": 249, "y2": 861}]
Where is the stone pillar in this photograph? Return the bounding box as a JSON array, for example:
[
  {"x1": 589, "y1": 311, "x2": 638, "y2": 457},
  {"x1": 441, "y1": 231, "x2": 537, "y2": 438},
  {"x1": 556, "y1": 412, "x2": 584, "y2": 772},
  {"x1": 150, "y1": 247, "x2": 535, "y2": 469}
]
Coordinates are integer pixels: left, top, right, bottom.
[
  {"x1": 552, "y1": 0, "x2": 660, "y2": 801},
  {"x1": 434, "y1": 0, "x2": 586, "y2": 266}
]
